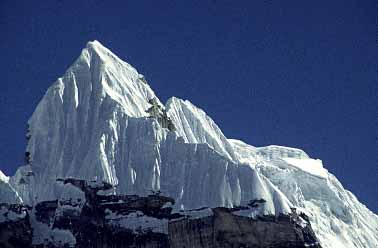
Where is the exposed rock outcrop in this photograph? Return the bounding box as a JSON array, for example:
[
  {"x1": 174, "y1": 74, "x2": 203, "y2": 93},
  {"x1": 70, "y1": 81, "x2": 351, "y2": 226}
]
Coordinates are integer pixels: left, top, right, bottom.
[
  {"x1": 0, "y1": 178, "x2": 321, "y2": 248},
  {"x1": 0, "y1": 203, "x2": 32, "y2": 248},
  {"x1": 169, "y1": 208, "x2": 320, "y2": 248}
]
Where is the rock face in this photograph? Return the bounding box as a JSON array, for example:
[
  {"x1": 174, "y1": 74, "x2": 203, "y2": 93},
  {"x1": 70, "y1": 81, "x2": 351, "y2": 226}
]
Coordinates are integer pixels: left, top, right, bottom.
[
  {"x1": 0, "y1": 204, "x2": 32, "y2": 248},
  {"x1": 169, "y1": 208, "x2": 320, "y2": 248},
  {"x1": 6, "y1": 40, "x2": 378, "y2": 247},
  {"x1": 0, "y1": 179, "x2": 321, "y2": 248}
]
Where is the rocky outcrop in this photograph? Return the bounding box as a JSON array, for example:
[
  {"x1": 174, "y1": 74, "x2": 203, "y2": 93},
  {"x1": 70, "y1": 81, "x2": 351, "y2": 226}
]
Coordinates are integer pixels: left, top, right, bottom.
[
  {"x1": 0, "y1": 204, "x2": 32, "y2": 248},
  {"x1": 0, "y1": 178, "x2": 321, "y2": 248},
  {"x1": 146, "y1": 98, "x2": 176, "y2": 132},
  {"x1": 169, "y1": 208, "x2": 320, "y2": 248},
  {"x1": 51, "y1": 178, "x2": 173, "y2": 248}
]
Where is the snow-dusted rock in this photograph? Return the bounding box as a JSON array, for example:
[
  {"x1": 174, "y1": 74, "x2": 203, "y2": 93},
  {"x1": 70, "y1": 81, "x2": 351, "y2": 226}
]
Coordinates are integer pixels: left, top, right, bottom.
[{"x1": 106, "y1": 210, "x2": 169, "y2": 234}]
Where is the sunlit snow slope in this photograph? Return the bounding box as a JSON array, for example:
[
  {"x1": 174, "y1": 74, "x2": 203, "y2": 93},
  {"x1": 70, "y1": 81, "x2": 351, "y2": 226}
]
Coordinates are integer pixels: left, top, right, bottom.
[
  {"x1": 7, "y1": 40, "x2": 378, "y2": 248},
  {"x1": 0, "y1": 170, "x2": 22, "y2": 204}
]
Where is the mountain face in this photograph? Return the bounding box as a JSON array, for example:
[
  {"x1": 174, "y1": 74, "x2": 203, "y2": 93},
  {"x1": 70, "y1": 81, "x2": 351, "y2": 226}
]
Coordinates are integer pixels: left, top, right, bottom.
[
  {"x1": 0, "y1": 178, "x2": 321, "y2": 248},
  {"x1": 0, "y1": 170, "x2": 22, "y2": 204},
  {"x1": 5, "y1": 40, "x2": 378, "y2": 247}
]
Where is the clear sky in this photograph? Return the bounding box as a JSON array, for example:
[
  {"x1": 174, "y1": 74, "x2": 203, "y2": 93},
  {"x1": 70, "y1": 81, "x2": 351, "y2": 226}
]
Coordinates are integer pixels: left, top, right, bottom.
[{"x1": 0, "y1": 1, "x2": 377, "y2": 212}]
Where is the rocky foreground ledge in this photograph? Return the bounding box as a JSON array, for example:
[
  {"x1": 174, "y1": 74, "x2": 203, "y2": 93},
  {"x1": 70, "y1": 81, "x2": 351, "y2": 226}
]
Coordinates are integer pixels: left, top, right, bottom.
[{"x1": 0, "y1": 178, "x2": 321, "y2": 248}]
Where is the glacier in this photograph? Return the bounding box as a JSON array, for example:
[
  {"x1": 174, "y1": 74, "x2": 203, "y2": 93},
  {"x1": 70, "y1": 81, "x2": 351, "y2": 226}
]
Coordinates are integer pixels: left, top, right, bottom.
[{"x1": 4, "y1": 40, "x2": 378, "y2": 248}]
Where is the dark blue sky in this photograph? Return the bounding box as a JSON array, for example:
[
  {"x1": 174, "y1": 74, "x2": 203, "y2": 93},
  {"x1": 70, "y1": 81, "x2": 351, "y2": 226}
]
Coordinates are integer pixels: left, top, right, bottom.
[{"x1": 0, "y1": 1, "x2": 377, "y2": 212}]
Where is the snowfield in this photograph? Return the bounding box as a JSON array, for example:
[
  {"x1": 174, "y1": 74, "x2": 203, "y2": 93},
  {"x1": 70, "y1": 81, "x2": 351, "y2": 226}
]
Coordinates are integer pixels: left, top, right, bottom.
[
  {"x1": 2, "y1": 40, "x2": 377, "y2": 248},
  {"x1": 282, "y1": 157, "x2": 328, "y2": 178}
]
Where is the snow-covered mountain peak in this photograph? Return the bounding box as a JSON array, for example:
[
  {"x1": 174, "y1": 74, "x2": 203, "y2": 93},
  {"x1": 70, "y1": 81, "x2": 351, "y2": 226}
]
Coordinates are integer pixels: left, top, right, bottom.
[
  {"x1": 19, "y1": 41, "x2": 167, "y2": 202},
  {"x1": 84, "y1": 40, "x2": 140, "y2": 74},
  {"x1": 7, "y1": 41, "x2": 378, "y2": 248},
  {"x1": 34, "y1": 40, "x2": 160, "y2": 127},
  {"x1": 84, "y1": 40, "x2": 127, "y2": 64},
  {"x1": 86, "y1": 40, "x2": 110, "y2": 54}
]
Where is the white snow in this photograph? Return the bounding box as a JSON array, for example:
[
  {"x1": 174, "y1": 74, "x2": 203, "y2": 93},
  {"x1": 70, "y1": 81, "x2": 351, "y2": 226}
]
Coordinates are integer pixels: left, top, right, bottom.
[
  {"x1": 181, "y1": 208, "x2": 214, "y2": 219},
  {"x1": 0, "y1": 170, "x2": 9, "y2": 183},
  {"x1": 47, "y1": 229, "x2": 76, "y2": 247},
  {"x1": 256, "y1": 145, "x2": 309, "y2": 160},
  {"x1": 29, "y1": 210, "x2": 76, "y2": 247},
  {"x1": 166, "y1": 97, "x2": 237, "y2": 162},
  {"x1": 59, "y1": 182, "x2": 86, "y2": 204},
  {"x1": 9, "y1": 40, "x2": 378, "y2": 248},
  {"x1": 106, "y1": 210, "x2": 168, "y2": 234},
  {"x1": 162, "y1": 202, "x2": 173, "y2": 209},
  {"x1": 227, "y1": 139, "x2": 258, "y2": 165},
  {"x1": 0, "y1": 170, "x2": 22, "y2": 204},
  {"x1": 282, "y1": 157, "x2": 328, "y2": 178},
  {"x1": 233, "y1": 208, "x2": 263, "y2": 219}
]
